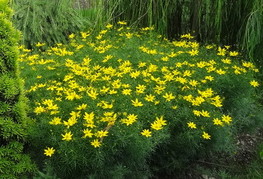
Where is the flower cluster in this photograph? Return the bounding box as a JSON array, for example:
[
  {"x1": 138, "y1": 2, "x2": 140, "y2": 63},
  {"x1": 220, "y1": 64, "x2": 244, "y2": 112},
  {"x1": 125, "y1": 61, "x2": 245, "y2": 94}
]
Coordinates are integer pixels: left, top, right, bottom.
[{"x1": 18, "y1": 22, "x2": 260, "y2": 157}]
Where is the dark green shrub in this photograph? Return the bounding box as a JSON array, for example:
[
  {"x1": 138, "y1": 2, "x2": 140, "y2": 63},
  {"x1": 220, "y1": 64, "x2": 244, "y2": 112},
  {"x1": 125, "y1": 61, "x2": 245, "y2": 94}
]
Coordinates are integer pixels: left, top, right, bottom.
[{"x1": 0, "y1": 0, "x2": 35, "y2": 178}]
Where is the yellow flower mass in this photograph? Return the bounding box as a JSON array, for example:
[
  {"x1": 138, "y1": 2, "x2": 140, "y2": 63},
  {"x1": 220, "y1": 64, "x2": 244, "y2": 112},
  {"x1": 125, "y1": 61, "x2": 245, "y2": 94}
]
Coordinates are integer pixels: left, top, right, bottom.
[{"x1": 18, "y1": 23, "x2": 259, "y2": 155}]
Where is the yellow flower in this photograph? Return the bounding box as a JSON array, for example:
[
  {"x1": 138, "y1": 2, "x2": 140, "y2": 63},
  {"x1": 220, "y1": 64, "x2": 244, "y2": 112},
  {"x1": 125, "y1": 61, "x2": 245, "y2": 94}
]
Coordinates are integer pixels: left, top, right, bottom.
[
  {"x1": 154, "y1": 85, "x2": 166, "y2": 94},
  {"x1": 163, "y1": 92, "x2": 176, "y2": 102},
  {"x1": 202, "y1": 132, "x2": 211, "y2": 139},
  {"x1": 189, "y1": 80, "x2": 199, "y2": 87},
  {"x1": 151, "y1": 116, "x2": 167, "y2": 130},
  {"x1": 125, "y1": 32, "x2": 133, "y2": 39},
  {"x1": 87, "y1": 89, "x2": 98, "y2": 99},
  {"x1": 96, "y1": 130, "x2": 109, "y2": 138},
  {"x1": 34, "y1": 106, "x2": 46, "y2": 114},
  {"x1": 130, "y1": 70, "x2": 141, "y2": 78},
  {"x1": 193, "y1": 110, "x2": 201, "y2": 116},
  {"x1": 141, "y1": 129, "x2": 152, "y2": 137},
  {"x1": 221, "y1": 58, "x2": 231, "y2": 64},
  {"x1": 151, "y1": 122, "x2": 163, "y2": 130},
  {"x1": 131, "y1": 98, "x2": 143, "y2": 107},
  {"x1": 62, "y1": 131, "x2": 73, "y2": 141},
  {"x1": 144, "y1": 94, "x2": 155, "y2": 102},
  {"x1": 217, "y1": 47, "x2": 226, "y2": 56},
  {"x1": 229, "y1": 51, "x2": 239, "y2": 56},
  {"x1": 222, "y1": 115, "x2": 232, "y2": 124},
  {"x1": 187, "y1": 122, "x2": 197, "y2": 129},
  {"x1": 250, "y1": 80, "x2": 259, "y2": 87},
  {"x1": 36, "y1": 42, "x2": 45, "y2": 47},
  {"x1": 198, "y1": 88, "x2": 214, "y2": 98},
  {"x1": 172, "y1": 105, "x2": 178, "y2": 110},
  {"x1": 76, "y1": 104, "x2": 87, "y2": 110},
  {"x1": 200, "y1": 110, "x2": 210, "y2": 117},
  {"x1": 216, "y1": 69, "x2": 226, "y2": 75},
  {"x1": 191, "y1": 96, "x2": 205, "y2": 106},
  {"x1": 49, "y1": 117, "x2": 62, "y2": 125},
  {"x1": 138, "y1": 62, "x2": 147, "y2": 68},
  {"x1": 136, "y1": 84, "x2": 146, "y2": 94},
  {"x1": 63, "y1": 117, "x2": 77, "y2": 128},
  {"x1": 180, "y1": 33, "x2": 194, "y2": 39},
  {"x1": 121, "y1": 114, "x2": 138, "y2": 126},
  {"x1": 44, "y1": 147, "x2": 55, "y2": 157},
  {"x1": 91, "y1": 139, "x2": 101, "y2": 148},
  {"x1": 122, "y1": 89, "x2": 132, "y2": 95},
  {"x1": 83, "y1": 129, "x2": 93, "y2": 138},
  {"x1": 80, "y1": 32, "x2": 90, "y2": 39},
  {"x1": 106, "y1": 24, "x2": 113, "y2": 29},
  {"x1": 68, "y1": 33, "x2": 75, "y2": 39},
  {"x1": 117, "y1": 21, "x2": 127, "y2": 25},
  {"x1": 188, "y1": 49, "x2": 199, "y2": 56},
  {"x1": 213, "y1": 118, "x2": 223, "y2": 126},
  {"x1": 205, "y1": 76, "x2": 214, "y2": 81},
  {"x1": 96, "y1": 34, "x2": 102, "y2": 40}
]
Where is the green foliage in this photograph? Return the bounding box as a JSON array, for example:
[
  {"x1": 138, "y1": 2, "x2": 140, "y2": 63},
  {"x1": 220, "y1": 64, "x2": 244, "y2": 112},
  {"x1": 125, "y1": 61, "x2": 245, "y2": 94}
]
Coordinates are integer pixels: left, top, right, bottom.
[
  {"x1": 0, "y1": 0, "x2": 35, "y2": 177},
  {"x1": 19, "y1": 23, "x2": 262, "y2": 177},
  {"x1": 11, "y1": 0, "x2": 85, "y2": 49}
]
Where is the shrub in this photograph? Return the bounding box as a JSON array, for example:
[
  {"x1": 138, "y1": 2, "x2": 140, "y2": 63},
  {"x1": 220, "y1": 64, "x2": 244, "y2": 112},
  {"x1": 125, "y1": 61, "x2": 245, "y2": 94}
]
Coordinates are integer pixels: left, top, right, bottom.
[
  {"x1": 11, "y1": 0, "x2": 85, "y2": 49},
  {"x1": 19, "y1": 22, "x2": 262, "y2": 177},
  {"x1": 0, "y1": 0, "x2": 35, "y2": 178}
]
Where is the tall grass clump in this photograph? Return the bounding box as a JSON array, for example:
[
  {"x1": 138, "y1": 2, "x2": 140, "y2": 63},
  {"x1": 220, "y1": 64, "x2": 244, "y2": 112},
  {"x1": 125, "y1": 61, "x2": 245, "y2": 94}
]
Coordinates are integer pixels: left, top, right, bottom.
[
  {"x1": 90, "y1": 0, "x2": 263, "y2": 66},
  {"x1": 242, "y1": 0, "x2": 263, "y2": 68},
  {"x1": 11, "y1": 0, "x2": 85, "y2": 49},
  {"x1": 0, "y1": 0, "x2": 35, "y2": 178},
  {"x1": 18, "y1": 22, "x2": 263, "y2": 177}
]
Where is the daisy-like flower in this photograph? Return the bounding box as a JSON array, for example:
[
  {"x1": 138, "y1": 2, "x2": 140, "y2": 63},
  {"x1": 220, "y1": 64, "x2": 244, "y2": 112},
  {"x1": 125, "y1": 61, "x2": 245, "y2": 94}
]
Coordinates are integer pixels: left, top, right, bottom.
[
  {"x1": 141, "y1": 129, "x2": 152, "y2": 137},
  {"x1": 187, "y1": 122, "x2": 197, "y2": 129},
  {"x1": 131, "y1": 98, "x2": 143, "y2": 107},
  {"x1": 250, "y1": 80, "x2": 260, "y2": 87},
  {"x1": 202, "y1": 132, "x2": 211, "y2": 140},
  {"x1": 91, "y1": 139, "x2": 101, "y2": 148},
  {"x1": 44, "y1": 147, "x2": 55, "y2": 157},
  {"x1": 62, "y1": 131, "x2": 73, "y2": 141}
]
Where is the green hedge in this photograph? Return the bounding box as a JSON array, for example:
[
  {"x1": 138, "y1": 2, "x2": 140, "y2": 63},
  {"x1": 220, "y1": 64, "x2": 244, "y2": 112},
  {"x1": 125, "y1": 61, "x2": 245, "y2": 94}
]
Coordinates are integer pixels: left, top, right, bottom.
[{"x1": 0, "y1": 0, "x2": 35, "y2": 178}]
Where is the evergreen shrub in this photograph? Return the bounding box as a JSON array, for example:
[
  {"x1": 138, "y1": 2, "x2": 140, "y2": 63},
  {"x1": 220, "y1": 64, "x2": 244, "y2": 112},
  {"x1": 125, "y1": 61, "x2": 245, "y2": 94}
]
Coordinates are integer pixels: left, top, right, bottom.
[
  {"x1": 19, "y1": 22, "x2": 262, "y2": 178},
  {"x1": 0, "y1": 0, "x2": 35, "y2": 178}
]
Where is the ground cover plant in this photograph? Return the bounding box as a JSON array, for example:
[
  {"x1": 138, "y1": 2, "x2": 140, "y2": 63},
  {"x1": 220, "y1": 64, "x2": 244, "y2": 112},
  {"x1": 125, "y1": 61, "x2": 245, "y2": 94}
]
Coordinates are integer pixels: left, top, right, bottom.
[{"x1": 18, "y1": 22, "x2": 262, "y2": 178}]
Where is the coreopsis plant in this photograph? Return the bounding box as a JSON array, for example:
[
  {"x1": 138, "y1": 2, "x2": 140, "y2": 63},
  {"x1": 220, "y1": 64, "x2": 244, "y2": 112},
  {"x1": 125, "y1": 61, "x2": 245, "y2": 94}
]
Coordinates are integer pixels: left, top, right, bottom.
[{"x1": 19, "y1": 22, "x2": 262, "y2": 177}]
